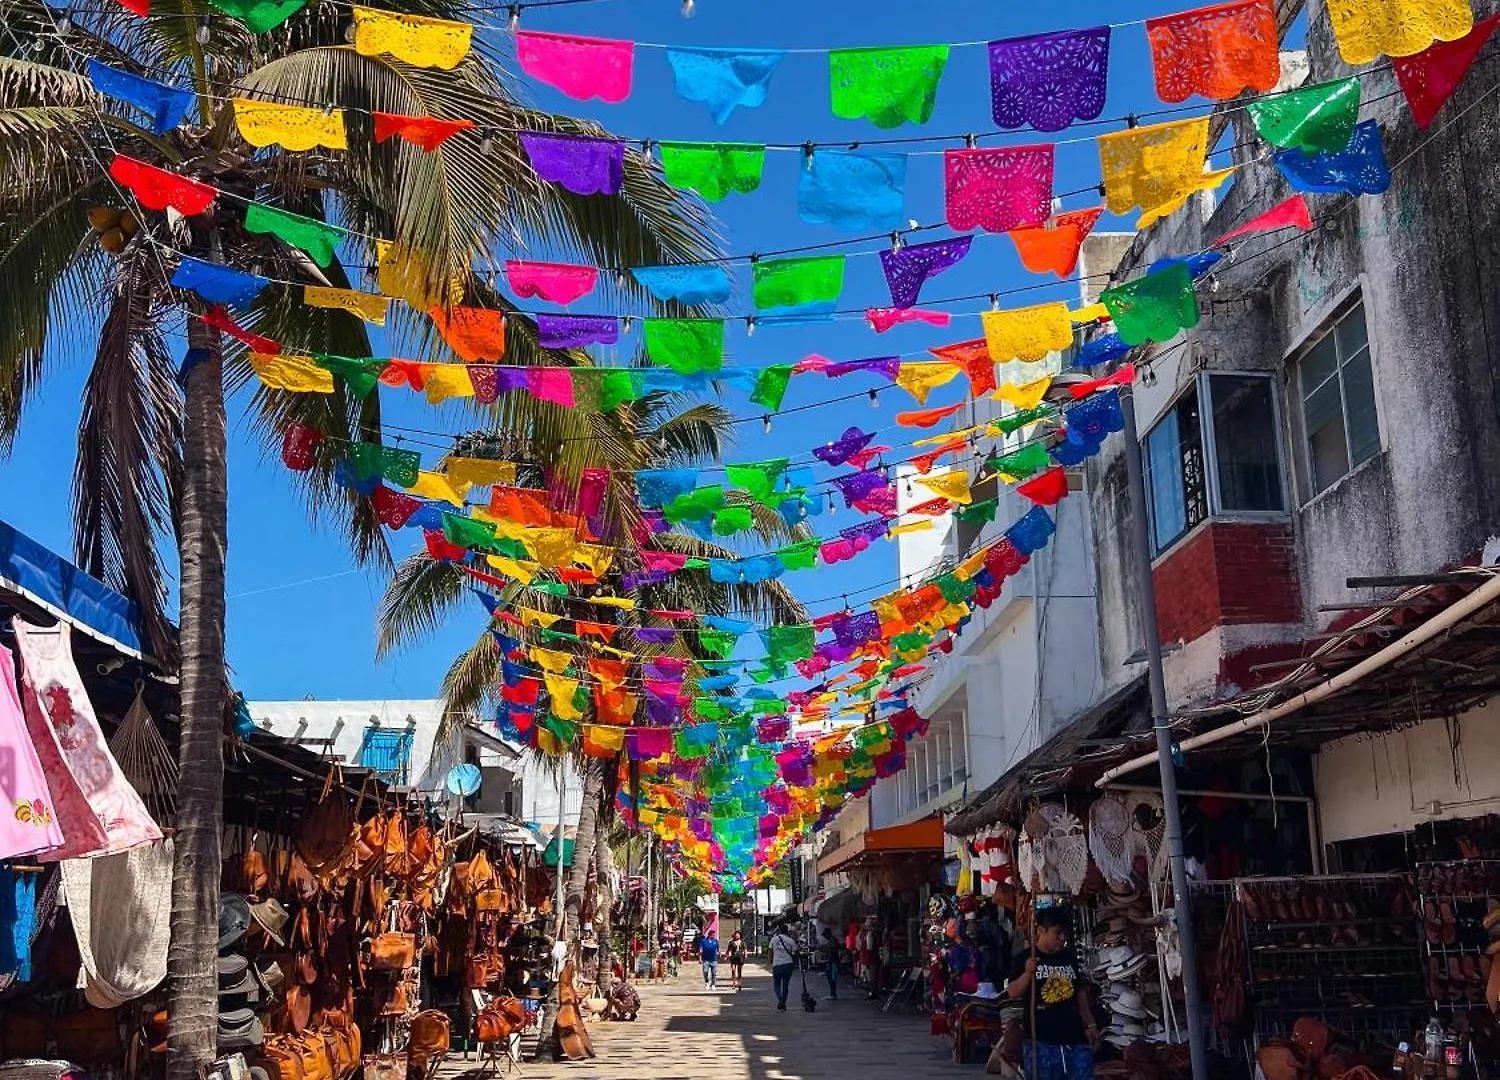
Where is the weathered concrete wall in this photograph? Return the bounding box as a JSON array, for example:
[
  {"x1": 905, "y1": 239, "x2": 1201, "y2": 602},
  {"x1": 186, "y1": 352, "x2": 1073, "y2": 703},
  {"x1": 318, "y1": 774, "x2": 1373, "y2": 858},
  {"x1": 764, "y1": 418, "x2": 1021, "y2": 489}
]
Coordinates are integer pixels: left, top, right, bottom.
[{"x1": 1087, "y1": 0, "x2": 1500, "y2": 708}]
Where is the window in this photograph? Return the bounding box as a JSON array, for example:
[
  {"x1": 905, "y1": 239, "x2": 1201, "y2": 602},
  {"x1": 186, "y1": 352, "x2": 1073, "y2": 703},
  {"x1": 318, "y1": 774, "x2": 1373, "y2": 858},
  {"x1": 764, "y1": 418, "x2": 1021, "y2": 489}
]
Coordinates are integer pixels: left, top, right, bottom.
[
  {"x1": 1294, "y1": 301, "x2": 1379, "y2": 497},
  {"x1": 1144, "y1": 387, "x2": 1208, "y2": 554},
  {"x1": 1144, "y1": 373, "x2": 1285, "y2": 556},
  {"x1": 359, "y1": 728, "x2": 413, "y2": 784}
]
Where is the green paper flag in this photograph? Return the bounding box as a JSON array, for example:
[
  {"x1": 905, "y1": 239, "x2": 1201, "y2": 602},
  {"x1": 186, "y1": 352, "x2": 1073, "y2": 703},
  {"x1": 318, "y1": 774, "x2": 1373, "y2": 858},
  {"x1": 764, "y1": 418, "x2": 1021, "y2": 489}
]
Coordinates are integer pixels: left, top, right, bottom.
[
  {"x1": 317, "y1": 354, "x2": 386, "y2": 398},
  {"x1": 491, "y1": 537, "x2": 528, "y2": 561},
  {"x1": 748, "y1": 698, "x2": 788, "y2": 716},
  {"x1": 937, "y1": 573, "x2": 975, "y2": 605},
  {"x1": 890, "y1": 630, "x2": 930, "y2": 655},
  {"x1": 644, "y1": 318, "x2": 725, "y2": 374},
  {"x1": 988, "y1": 441, "x2": 1051, "y2": 480},
  {"x1": 761, "y1": 624, "x2": 814, "y2": 662},
  {"x1": 541, "y1": 715, "x2": 577, "y2": 744},
  {"x1": 600, "y1": 369, "x2": 643, "y2": 410},
  {"x1": 244, "y1": 203, "x2": 345, "y2": 267},
  {"x1": 829, "y1": 45, "x2": 950, "y2": 129},
  {"x1": 776, "y1": 539, "x2": 819, "y2": 571},
  {"x1": 699, "y1": 629, "x2": 736, "y2": 658},
  {"x1": 750, "y1": 364, "x2": 793, "y2": 411},
  {"x1": 1101, "y1": 264, "x2": 1200, "y2": 347},
  {"x1": 684, "y1": 558, "x2": 710, "y2": 570},
  {"x1": 1246, "y1": 77, "x2": 1360, "y2": 155},
  {"x1": 725, "y1": 458, "x2": 788, "y2": 503},
  {"x1": 349, "y1": 442, "x2": 419, "y2": 487},
  {"x1": 208, "y1": 0, "x2": 306, "y2": 31},
  {"x1": 539, "y1": 628, "x2": 581, "y2": 643},
  {"x1": 442, "y1": 512, "x2": 496, "y2": 550},
  {"x1": 752, "y1": 256, "x2": 846, "y2": 311},
  {"x1": 695, "y1": 698, "x2": 733, "y2": 721},
  {"x1": 712, "y1": 505, "x2": 754, "y2": 535},
  {"x1": 659, "y1": 142, "x2": 766, "y2": 201},
  {"x1": 994, "y1": 405, "x2": 1055, "y2": 436},
  {"x1": 664, "y1": 485, "x2": 725, "y2": 524},
  {"x1": 955, "y1": 498, "x2": 998, "y2": 526},
  {"x1": 532, "y1": 582, "x2": 569, "y2": 596}
]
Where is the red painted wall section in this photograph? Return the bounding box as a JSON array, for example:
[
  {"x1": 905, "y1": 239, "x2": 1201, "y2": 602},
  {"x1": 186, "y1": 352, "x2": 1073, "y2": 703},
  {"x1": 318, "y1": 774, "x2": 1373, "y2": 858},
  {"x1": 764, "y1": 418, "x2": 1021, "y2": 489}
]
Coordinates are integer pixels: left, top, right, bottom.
[{"x1": 1151, "y1": 521, "x2": 1301, "y2": 646}]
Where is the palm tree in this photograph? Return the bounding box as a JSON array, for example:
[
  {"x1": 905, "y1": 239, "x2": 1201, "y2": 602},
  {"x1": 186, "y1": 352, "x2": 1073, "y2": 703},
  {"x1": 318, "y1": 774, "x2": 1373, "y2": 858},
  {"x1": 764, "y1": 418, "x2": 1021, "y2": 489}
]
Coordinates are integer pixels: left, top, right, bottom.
[
  {"x1": 0, "y1": 1, "x2": 718, "y2": 1073},
  {"x1": 385, "y1": 392, "x2": 810, "y2": 951}
]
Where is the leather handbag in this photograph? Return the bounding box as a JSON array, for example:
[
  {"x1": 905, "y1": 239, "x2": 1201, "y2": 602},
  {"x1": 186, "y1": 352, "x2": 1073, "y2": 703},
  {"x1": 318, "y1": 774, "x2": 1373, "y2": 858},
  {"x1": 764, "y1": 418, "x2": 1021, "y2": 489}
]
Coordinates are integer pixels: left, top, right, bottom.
[
  {"x1": 296, "y1": 767, "x2": 354, "y2": 876},
  {"x1": 408, "y1": 1010, "x2": 450, "y2": 1073},
  {"x1": 287, "y1": 851, "x2": 321, "y2": 905},
  {"x1": 360, "y1": 1053, "x2": 406, "y2": 1080},
  {"x1": 474, "y1": 889, "x2": 504, "y2": 912},
  {"x1": 376, "y1": 979, "x2": 410, "y2": 1018},
  {"x1": 465, "y1": 954, "x2": 496, "y2": 990},
  {"x1": 285, "y1": 985, "x2": 313, "y2": 1034},
  {"x1": 370, "y1": 931, "x2": 416, "y2": 970},
  {"x1": 320, "y1": 1016, "x2": 361, "y2": 1080},
  {"x1": 261, "y1": 1036, "x2": 307, "y2": 1080},
  {"x1": 384, "y1": 810, "x2": 414, "y2": 880},
  {"x1": 264, "y1": 1031, "x2": 332, "y2": 1080}
]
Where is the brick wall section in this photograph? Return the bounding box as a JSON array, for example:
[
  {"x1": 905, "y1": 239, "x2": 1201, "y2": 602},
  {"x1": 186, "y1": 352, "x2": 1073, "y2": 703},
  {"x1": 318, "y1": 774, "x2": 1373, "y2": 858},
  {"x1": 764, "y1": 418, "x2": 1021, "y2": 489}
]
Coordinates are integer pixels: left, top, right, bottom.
[{"x1": 1152, "y1": 521, "x2": 1301, "y2": 646}]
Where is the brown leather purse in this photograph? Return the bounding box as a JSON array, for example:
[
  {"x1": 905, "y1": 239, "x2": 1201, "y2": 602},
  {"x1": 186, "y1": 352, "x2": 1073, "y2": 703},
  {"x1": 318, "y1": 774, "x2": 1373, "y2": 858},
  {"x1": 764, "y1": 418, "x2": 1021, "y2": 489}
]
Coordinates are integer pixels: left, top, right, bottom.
[
  {"x1": 475, "y1": 993, "x2": 526, "y2": 1043},
  {"x1": 287, "y1": 852, "x2": 321, "y2": 905},
  {"x1": 370, "y1": 932, "x2": 416, "y2": 970},
  {"x1": 319, "y1": 1015, "x2": 361, "y2": 1080},
  {"x1": 264, "y1": 1031, "x2": 332, "y2": 1080},
  {"x1": 296, "y1": 767, "x2": 354, "y2": 877},
  {"x1": 473, "y1": 888, "x2": 504, "y2": 912},
  {"x1": 408, "y1": 1010, "x2": 450, "y2": 1073}
]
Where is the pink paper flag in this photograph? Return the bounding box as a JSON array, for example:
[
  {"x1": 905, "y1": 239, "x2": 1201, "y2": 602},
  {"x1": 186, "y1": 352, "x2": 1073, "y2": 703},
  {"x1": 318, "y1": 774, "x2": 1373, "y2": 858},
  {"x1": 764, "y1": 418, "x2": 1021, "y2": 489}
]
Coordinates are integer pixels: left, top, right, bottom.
[
  {"x1": 944, "y1": 145, "x2": 1054, "y2": 233},
  {"x1": 515, "y1": 30, "x2": 635, "y2": 103},
  {"x1": 504, "y1": 260, "x2": 599, "y2": 305},
  {"x1": 1214, "y1": 195, "x2": 1313, "y2": 245},
  {"x1": 526, "y1": 367, "x2": 575, "y2": 407},
  {"x1": 641, "y1": 550, "x2": 690, "y2": 573},
  {"x1": 867, "y1": 307, "x2": 952, "y2": 333}
]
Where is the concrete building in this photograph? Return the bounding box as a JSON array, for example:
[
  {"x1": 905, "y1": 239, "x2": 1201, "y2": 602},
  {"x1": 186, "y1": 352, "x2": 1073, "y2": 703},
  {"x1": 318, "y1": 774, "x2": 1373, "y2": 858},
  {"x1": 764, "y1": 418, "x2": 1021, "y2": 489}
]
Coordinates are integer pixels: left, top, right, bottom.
[{"x1": 246, "y1": 698, "x2": 582, "y2": 830}]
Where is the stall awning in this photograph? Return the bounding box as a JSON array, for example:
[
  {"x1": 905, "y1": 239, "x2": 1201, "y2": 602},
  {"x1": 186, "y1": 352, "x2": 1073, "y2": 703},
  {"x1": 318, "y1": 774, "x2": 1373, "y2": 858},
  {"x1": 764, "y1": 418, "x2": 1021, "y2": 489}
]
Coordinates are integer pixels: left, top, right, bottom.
[
  {"x1": 0, "y1": 517, "x2": 144, "y2": 657},
  {"x1": 816, "y1": 815, "x2": 944, "y2": 875}
]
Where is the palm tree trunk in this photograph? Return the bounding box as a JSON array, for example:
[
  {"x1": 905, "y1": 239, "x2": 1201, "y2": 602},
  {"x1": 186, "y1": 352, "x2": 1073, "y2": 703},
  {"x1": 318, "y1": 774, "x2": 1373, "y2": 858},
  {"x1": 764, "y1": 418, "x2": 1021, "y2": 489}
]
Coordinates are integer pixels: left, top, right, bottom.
[
  {"x1": 594, "y1": 828, "x2": 613, "y2": 994},
  {"x1": 563, "y1": 758, "x2": 604, "y2": 945},
  {"x1": 166, "y1": 305, "x2": 228, "y2": 1080}
]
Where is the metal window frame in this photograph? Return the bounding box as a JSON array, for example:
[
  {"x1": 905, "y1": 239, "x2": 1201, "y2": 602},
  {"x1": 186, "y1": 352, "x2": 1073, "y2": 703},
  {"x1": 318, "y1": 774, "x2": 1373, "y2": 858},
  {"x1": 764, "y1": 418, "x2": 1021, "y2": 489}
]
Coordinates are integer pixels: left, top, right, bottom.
[
  {"x1": 1142, "y1": 379, "x2": 1205, "y2": 556},
  {"x1": 1199, "y1": 370, "x2": 1290, "y2": 519}
]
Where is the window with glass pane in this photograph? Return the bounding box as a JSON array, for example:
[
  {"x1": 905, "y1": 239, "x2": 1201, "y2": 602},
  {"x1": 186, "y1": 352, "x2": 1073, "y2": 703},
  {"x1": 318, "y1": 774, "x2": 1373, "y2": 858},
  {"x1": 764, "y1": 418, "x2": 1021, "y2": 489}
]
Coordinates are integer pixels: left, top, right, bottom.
[
  {"x1": 1297, "y1": 302, "x2": 1379, "y2": 497},
  {"x1": 1144, "y1": 387, "x2": 1208, "y2": 554},
  {"x1": 1209, "y1": 375, "x2": 1284, "y2": 513}
]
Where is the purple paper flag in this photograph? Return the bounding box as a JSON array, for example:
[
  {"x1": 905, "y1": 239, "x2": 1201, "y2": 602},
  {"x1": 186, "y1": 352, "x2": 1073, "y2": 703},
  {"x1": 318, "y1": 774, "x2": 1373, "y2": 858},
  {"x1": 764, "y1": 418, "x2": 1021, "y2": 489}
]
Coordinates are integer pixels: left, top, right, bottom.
[
  {"x1": 879, "y1": 236, "x2": 972, "y2": 309},
  {"x1": 622, "y1": 570, "x2": 668, "y2": 590},
  {"x1": 814, "y1": 426, "x2": 876, "y2": 467},
  {"x1": 831, "y1": 469, "x2": 887, "y2": 508},
  {"x1": 844, "y1": 518, "x2": 890, "y2": 544},
  {"x1": 815, "y1": 640, "x2": 858, "y2": 664},
  {"x1": 537, "y1": 313, "x2": 620, "y2": 349},
  {"x1": 646, "y1": 696, "x2": 682, "y2": 725},
  {"x1": 520, "y1": 131, "x2": 625, "y2": 195},
  {"x1": 988, "y1": 26, "x2": 1111, "y2": 133},
  {"x1": 824, "y1": 355, "x2": 901, "y2": 379},
  {"x1": 634, "y1": 626, "x2": 677, "y2": 646},
  {"x1": 832, "y1": 611, "x2": 881, "y2": 649}
]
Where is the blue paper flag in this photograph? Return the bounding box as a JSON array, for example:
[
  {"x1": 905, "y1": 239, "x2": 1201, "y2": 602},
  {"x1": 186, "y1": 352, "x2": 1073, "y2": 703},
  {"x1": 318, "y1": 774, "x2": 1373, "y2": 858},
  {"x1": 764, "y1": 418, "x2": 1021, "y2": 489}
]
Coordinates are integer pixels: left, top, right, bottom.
[
  {"x1": 665, "y1": 47, "x2": 784, "y2": 124},
  {"x1": 1147, "y1": 250, "x2": 1224, "y2": 280},
  {"x1": 171, "y1": 256, "x2": 268, "y2": 308},
  {"x1": 705, "y1": 615, "x2": 754, "y2": 636},
  {"x1": 631, "y1": 264, "x2": 733, "y2": 305},
  {"x1": 334, "y1": 459, "x2": 378, "y2": 496},
  {"x1": 798, "y1": 151, "x2": 908, "y2": 231},
  {"x1": 88, "y1": 59, "x2": 194, "y2": 134},
  {"x1": 636, "y1": 468, "x2": 698, "y2": 508},
  {"x1": 641, "y1": 370, "x2": 694, "y2": 394},
  {"x1": 1074, "y1": 333, "x2": 1132, "y2": 369},
  {"x1": 1064, "y1": 389, "x2": 1125, "y2": 447},
  {"x1": 1006, "y1": 506, "x2": 1055, "y2": 556},
  {"x1": 406, "y1": 502, "x2": 445, "y2": 531},
  {"x1": 1276, "y1": 120, "x2": 1391, "y2": 196},
  {"x1": 698, "y1": 675, "x2": 739, "y2": 691}
]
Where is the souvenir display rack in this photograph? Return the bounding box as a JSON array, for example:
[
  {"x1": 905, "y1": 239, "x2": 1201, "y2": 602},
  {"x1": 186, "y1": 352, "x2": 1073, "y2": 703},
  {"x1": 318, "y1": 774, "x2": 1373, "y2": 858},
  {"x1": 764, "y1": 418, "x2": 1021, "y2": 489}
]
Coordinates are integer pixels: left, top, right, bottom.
[{"x1": 1237, "y1": 873, "x2": 1426, "y2": 1044}]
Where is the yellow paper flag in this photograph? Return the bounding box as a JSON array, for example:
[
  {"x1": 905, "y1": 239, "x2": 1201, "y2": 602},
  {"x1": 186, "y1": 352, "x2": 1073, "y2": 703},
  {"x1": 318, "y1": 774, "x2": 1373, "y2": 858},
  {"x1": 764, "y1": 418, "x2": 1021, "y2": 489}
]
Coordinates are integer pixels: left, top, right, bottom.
[
  {"x1": 894, "y1": 361, "x2": 961, "y2": 405},
  {"x1": 1099, "y1": 117, "x2": 1235, "y2": 229},
  {"x1": 981, "y1": 303, "x2": 1073, "y2": 363},
  {"x1": 484, "y1": 555, "x2": 538, "y2": 583},
  {"x1": 530, "y1": 647, "x2": 574, "y2": 674},
  {"x1": 576, "y1": 545, "x2": 615, "y2": 577},
  {"x1": 233, "y1": 99, "x2": 347, "y2": 152},
  {"x1": 524, "y1": 528, "x2": 581, "y2": 568},
  {"x1": 1326, "y1": 0, "x2": 1473, "y2": 64},
  {"x1": 993, "y1": 376, "x2": 1053, "y2": 411},
  {"x1": 304, "y1": 285, "x2": 388, "y2": 326},
  {"x1": 250, "y1": 352, "x2": 334, "y2": 394},
  {"x1": 423, "y1": 365, "x2": 475, "y2": 404},
  {"x1": 888, "y1": 520, "x2": 935, "y2": 537},
  {"x1": 1071, "y1": 303, "x2": 1109, "y2": 324},
  {"x1": 445, "y1": 458, "x2": 517, "y2": 488},
  {"x1": 519, "y1": 608, "x2": 562, "y2": 629},
  {"x1": 544, "y1": 673, "x2": 583, "y2": 720},
  {"x1": 404, "y1": 470, "x2": 468, "y2": 507},
  {"x1": 351, "y1": 5, "x2": 473, "y2": 69},
  {"x1": 375, "y1": 239, "x2": 462, "y2": 310},
  {"x1": 588, "y1": 596, "x2": 637, "y2": 611},
  {"x1": 918, "y1": 469, "x2": 973, "y2": 505}
]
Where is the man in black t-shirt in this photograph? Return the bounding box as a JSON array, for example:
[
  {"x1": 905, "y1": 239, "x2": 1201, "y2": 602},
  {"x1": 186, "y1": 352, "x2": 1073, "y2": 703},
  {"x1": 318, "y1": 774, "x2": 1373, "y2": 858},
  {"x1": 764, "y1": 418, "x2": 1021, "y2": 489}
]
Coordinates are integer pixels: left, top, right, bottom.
[{"x1": 1006, "y1": 905, "x2": 1097, "y2": 1080}]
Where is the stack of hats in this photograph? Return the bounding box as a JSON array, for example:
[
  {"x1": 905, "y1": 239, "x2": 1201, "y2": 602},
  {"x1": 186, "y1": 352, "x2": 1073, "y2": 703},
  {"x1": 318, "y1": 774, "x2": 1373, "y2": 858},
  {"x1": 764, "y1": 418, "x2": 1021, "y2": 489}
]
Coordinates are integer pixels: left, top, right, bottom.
[
  {"x1": 217, "y1": 892, "x2": 282, "y2": 1053},
  {"x1": 1093, "y1": 880, "x2": 1164, "y2": 1049}
]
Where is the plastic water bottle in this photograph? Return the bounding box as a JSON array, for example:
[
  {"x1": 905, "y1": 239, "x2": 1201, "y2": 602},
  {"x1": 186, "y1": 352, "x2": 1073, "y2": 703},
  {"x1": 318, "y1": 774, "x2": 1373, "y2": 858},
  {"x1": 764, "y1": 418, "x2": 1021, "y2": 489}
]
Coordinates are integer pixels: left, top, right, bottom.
[{"x1": 1425, "y1": 1017, "x2": 1445, "y2": 1064}]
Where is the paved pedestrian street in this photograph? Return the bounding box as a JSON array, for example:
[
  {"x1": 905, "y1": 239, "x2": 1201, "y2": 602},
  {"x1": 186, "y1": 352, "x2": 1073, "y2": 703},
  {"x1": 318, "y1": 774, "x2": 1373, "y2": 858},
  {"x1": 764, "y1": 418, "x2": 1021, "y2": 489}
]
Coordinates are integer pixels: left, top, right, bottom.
[{"x1": 437, "y1": 964, "x2": 955, "y2": 1080}]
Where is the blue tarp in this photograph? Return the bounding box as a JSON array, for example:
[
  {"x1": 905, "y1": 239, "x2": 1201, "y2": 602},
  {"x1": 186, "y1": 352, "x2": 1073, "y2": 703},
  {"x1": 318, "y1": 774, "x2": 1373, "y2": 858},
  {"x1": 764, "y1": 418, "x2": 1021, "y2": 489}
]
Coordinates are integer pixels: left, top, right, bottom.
[{"x1": 0, "y1": 518, "x2": 143, "y2": 655}]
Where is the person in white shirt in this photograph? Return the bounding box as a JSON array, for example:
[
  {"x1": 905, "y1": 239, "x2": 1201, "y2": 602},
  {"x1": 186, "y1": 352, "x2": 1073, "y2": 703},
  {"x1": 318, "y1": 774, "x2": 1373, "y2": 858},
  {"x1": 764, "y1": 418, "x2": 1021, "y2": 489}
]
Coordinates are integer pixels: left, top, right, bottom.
[{"x1": 768, "y1": 922, "x2": 801, "y2": 1011}]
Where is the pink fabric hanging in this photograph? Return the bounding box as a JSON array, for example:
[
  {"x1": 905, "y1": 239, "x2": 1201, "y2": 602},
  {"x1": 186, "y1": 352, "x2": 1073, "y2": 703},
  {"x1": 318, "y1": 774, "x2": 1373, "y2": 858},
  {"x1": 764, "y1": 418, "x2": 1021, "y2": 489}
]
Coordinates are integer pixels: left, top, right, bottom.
[
  {"x1": 515, "y1": 30, "x2": 635, "y2": 103},
  {"x1": 13, "y1": 620, "x2": 161, "y2": 859},
  {"x1": 504, "y1": 260, "x2": 599, "y2": 305},
  {"x1": 0, "y1": 642, "x2": 65, "y2": 859}
]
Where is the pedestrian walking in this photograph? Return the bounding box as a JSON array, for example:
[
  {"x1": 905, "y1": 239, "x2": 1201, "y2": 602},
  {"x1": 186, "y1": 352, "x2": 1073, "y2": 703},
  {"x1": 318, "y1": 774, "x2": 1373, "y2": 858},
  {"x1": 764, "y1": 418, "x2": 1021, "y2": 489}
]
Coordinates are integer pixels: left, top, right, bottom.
[
  {"x1": 700, "y1": 928, "x2": 721, "y2": 989},
  {"x1": 818, "y1": 926, "x2": 841, "y2": 1000},
  {"x1": 769, "y1": 921, "x2": 800, "y2": 1011},
  {"x1": 726, "y1": 930, "x2": 747, "y2": 991},
  {"x1": 1006, "y1": 904, "x2": 1098, "y2": 1080}
]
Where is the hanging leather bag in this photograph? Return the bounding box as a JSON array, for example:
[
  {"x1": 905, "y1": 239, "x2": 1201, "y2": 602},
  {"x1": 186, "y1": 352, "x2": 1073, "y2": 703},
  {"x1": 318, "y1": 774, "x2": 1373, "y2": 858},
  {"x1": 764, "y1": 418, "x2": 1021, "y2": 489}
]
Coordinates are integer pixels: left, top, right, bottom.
[
  {"x1": 296, "y1": 767, "x2": 354, "y2": 877},
  {"x1": 370, "y1": 932, "x2": 416, "y2": 971}
]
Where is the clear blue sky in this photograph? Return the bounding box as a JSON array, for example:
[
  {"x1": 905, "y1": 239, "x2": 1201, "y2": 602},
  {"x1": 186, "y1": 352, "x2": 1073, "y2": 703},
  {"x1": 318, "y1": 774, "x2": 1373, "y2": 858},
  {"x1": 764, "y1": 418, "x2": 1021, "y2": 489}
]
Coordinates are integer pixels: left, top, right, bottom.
[{"x1": 0, "y1": 0, "x2": 1268, "y2": 701}]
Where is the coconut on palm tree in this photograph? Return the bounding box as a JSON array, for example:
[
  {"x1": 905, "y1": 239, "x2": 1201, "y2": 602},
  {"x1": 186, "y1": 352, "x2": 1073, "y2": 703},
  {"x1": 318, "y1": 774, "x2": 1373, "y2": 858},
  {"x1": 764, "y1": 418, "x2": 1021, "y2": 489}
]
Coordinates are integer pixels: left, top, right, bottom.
[{"x1": 0, "y1": 1, "x2": 718, "y2": 1073}]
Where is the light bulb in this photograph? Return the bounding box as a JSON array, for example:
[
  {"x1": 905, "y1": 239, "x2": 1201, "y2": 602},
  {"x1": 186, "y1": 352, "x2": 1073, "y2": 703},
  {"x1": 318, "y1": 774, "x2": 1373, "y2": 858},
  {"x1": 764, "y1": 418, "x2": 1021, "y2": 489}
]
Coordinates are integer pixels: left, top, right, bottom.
[
  {"x1": 681, "y1": 0, "x2": 695, "y2": 15},
  {"x1": 762, "y1": 416, "x2": 772, "y2": 434},
  {"x1": 745, "y1": 317, "x2": 756, "y2": 338},
  {"x1": 868, "y1": 389, "x2": 878, "y2": 408},
  {"x1": 508, "y1": 5, "x2": 520, "y2": 31},
  {"x1": 195, "y1": 18, "x2": 211, "y2": 43},
  {"x1": 479, "y1": 136, "x2": 494, "y2": 155},
  {"x1": 55, "y1": 14, "x2": 71, "y2": 35}
]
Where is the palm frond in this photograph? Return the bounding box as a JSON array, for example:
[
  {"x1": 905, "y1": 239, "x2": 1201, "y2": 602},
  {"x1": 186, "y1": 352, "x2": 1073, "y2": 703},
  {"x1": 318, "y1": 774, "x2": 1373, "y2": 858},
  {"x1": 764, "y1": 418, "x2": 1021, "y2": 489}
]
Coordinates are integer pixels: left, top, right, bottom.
[
  {"x1": 440, "y1": 630, "x2": 502, "y2": 716},
  {"x1": 375, "y1": 551, "x2": 468, "y2": 660}
]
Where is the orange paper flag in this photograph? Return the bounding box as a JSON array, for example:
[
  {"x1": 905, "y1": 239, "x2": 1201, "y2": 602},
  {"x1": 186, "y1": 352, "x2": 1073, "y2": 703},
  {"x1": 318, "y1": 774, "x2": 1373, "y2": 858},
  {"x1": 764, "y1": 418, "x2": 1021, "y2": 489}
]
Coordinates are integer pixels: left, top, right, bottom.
[
  {"x1": 429, "y1": 306, "x2": 505, "y2": 362},
  {"x1": 1008, "y1": 207, "x2": 1105, "y2": 278},
  {"x1": 897, "y1": 402, "x2": 964, "y2": 429},
  {"x1": 929, "y1": 338, "x2": 997, "y2": 396},
  {"x1": 372, "y1": 111, "x2": 476, "y2": 151}
]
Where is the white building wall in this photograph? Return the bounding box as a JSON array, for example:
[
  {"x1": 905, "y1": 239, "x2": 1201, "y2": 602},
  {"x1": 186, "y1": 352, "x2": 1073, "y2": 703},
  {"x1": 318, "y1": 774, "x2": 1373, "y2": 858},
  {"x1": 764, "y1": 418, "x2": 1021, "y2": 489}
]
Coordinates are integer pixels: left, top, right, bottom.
[{"x1": 1314, "y1": 697, "x2": 1500, "y2": 845}]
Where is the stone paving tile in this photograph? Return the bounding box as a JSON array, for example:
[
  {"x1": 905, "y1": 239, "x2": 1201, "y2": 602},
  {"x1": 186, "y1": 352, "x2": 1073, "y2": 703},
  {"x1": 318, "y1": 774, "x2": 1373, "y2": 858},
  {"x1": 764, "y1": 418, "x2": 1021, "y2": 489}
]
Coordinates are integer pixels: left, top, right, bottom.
[{"x1": 437, "y1": 964, "x2": 955, "y2": 1080}]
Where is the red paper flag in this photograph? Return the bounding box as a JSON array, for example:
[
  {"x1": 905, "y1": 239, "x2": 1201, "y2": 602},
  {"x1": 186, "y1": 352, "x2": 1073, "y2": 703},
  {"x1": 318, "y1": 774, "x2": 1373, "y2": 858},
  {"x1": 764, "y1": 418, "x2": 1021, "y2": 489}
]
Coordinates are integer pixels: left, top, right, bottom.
[
  {"x1": 280, "y1": 422, "x2": 323, "y2": 471},
  {"x1": 115, "y1": 0, "x2": 147, "y2": 14},
  {"x1": 424, "y1": 529, "x2": 468, "y2": 563},
  {"x1": 372, "y1": 112, "x2": 476, "y2": 152},
  {"x1": 109, "y1": 154, "x2": 216, "y2": 215},
  {"x1": 1214, "y1": 195, "x2": 1313, "y2": 245},
  {"x1": 1069, "y1": 363, "x2": 1137, "y2": 399},
  {"x1": 1394, "y1": 13, "x2": 1500, "y2": 129},
  {"x1": 984, "y1": 538, "x2": 1028, "y2": 581},
  {"x1": 929, "y1": 338, "x2": 996, "y2": 396},
  {"x1": 908, "y1": 498, "x2": 952, "y2": 516},
  {"x1": 204, "y1": 306, "x2": 281, "y2": 354},
  {"x1": 1146, "y1": 0, "x2": 1280, "y2": 103},
  {"x1": 371, "y1": 484, "x2": 420, "y2": 527},
  {"x1": 912, "y1": 437, "x2": 966, "y2": 475},
  {"x1": 1016, "y1": 467, "x2": 1069, "y2": 506}
]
